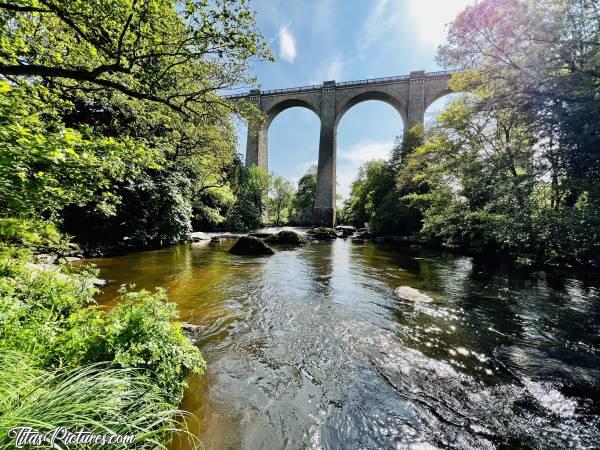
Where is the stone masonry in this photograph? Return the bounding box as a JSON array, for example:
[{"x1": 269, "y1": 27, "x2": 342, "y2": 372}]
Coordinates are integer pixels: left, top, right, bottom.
[{"x1": 228, "y1": 70, "x2": 457, "y2": 227}]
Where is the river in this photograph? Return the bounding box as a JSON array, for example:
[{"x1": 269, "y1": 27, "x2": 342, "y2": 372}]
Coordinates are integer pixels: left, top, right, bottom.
[{"x1": 87, "y1": 230, "x2": 600, "y2": 449}]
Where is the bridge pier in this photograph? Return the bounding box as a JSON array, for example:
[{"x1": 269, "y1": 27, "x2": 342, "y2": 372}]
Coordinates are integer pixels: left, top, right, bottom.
[
  {"x1": 314, "y1": 81, "x2": 337, "y2": 227},
  {"x1": 407, "y1": 71, "x2": 426, "y2": 130},
  {"x1": 244, "y1": 90, "x2": 268, "y2": 170},
  {"x1": 245, "y1": 123, "x2": 268, "y2": 170}
]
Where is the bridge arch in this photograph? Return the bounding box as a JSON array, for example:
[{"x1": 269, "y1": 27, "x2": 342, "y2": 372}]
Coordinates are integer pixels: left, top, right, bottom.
[
  {"x1": 265, "y1": 104, "x2": 320, "y2": 183},
  {"x1": 334, "y1": 90, "x2": 407, "y2": 130},
  {"x1": 264, "y1": 97, "x2": 321, "y2": 128}
]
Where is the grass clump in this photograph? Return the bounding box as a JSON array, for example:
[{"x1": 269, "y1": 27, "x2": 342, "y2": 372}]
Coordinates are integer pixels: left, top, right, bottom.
[{"x1": 0, "y1": 350, "x2": 199, "y2": 449}]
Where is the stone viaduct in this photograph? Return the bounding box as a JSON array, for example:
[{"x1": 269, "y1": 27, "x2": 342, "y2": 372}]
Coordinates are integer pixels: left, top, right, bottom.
[{"x1": 227, "y1": 70, "x2": 458, "y2": 227}]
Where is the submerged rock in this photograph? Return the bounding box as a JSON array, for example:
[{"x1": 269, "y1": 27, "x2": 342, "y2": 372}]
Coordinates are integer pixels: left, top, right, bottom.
[
  {"x1": 336, "y1": 225, "x2": 356, "y2": 236},
  {"x1": 229, "y1": 235, "x2": 275, "y2": 255},
  {"x1": 394, "y1": 286, "x2": 434, "y2": 303},
  {"x1": 306, "y1": 227, "x2": 338, "y2": 240},
  {"x1": 181, "y1": 323, "x2": 205, "y2": 343},
  {"x1": 191, "y1": 231, "x2": 211, "y2": 242},
  {"x1": 264, "y1": 230, "x2": 306, "y2": 245}
]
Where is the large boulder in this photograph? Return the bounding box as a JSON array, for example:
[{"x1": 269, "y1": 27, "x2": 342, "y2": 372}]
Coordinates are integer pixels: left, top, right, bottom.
[
  {"x1": 264, "y1": 230, "x2": 306, "y2": 245},
  {"x1": 229, "y1": 236, "x2": 275, "y2": 255},
  {"x1": 336, "y1": 225, "x2": 356, "y2": 236},
  {"x1": 191, "y1": 231, "x2": 211, "y2": 242},
  {"x1": 394, "y1": 286, "x2": 434, "y2": 303},
  {"x1": 306, "y1": 227, "x2": 338, "y2": 240}
]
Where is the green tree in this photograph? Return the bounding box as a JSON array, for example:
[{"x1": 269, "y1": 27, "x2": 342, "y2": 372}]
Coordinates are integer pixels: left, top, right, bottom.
[
  {"x1": 403, "y1": 95, "x2": 537, "y2": 253},
  {"x1": 1, "y1": 0, "x2": 273, "y2": 247},
  {"x1": 438, "y1": 0, "x2": 599, "y2": 206},
  {"x1": 342, "y1": 137, "x2": 422, "y2": 235},
  {"x1": 291, "y1": 165, "x2": 317, "y2": 225},
  {"x1": 269, "y1": 175, "x2": 295, "y2": 227},
  {"x1": 429, "y1": 0, "x2": 600, "y2": 264},
  {"x1": 226, "y1": 165, "x2": 270, "y2": 230}
]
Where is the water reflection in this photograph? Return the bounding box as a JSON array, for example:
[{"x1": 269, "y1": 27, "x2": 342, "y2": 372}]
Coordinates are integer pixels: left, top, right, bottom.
[{"x1": 87, "y1": 236, "x2": 600, "y2": 449}]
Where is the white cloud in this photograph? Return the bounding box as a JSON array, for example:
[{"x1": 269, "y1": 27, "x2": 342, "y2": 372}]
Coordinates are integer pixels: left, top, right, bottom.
[
  {"x1": 279, "y1": 26, "x2": 297, "y2": 63},
  {"x1": 336, "y1": 140, "x2": 394, "y2": 199},
  {"x1": 341, "y1": 140, "x2": 393, "y2": 164},
  {"x1": 408, "y1": 0, "x2": 473, "y2": 47},
  {"x1": 356, "y1": 0, "x2": 473, "y2": 55},
  {"x1": 356, "y1": 0, "x2": 400, "y2": 58}
]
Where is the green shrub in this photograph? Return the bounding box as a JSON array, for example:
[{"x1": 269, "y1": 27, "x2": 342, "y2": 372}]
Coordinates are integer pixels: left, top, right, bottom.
[
  {"x1": 0, "y1": 250, "x2": 205, "y2": 404},
  {"x1": 0, "y1": 218, "x2": 71, "y2": 254}
]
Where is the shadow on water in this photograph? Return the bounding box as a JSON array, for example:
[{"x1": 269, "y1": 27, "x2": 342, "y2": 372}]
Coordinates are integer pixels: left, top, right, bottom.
[{"x1": 87, "y1": 234, "x2": 600, "y2": 449}]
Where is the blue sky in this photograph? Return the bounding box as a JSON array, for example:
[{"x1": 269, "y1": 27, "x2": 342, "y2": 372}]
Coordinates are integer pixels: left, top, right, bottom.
[{"x1": 236, "y1": 0, "x2": 471, "y2": 200}]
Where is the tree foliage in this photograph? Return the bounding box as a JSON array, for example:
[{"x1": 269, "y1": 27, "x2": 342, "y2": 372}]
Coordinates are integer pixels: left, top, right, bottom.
[
  {"x1": 0, "y1": 0, "x2": 273, "y2": 248},
  {"x1": 0, "y1": 81, "x2": 159, "y2": 220},
  {"x1": 0, "y1": 0, "x2": 271, "y2": 119},
  {"x1": 344, "y1": 0, "x2": 599, "y2": 266},
  {"x1": 291, "y1": 165, "x2": 317, "y2": 225},
  {"x1": 225, "y1": 165, "x2": 270, "y2": 230}
]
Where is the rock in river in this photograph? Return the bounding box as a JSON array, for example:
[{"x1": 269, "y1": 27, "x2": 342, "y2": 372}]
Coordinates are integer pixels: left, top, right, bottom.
[
  {"x1": 306, "y1": 227, "x2": 338, "y2": 240},
  {"x1": 182, "y1": 322, "x2": 205, "y2": 343},
  {"x1": 191, "y1": 231, "x2": 211, "y2": 242},
  {"x1": 229, "y1": 235, "x2": 275, "y2": 256},
  {"x1": 264, "y1": 230, "x2": 306, "y2": 245},
  {"x1": 394, "y1": 286, "x2": 434, "y2": 303}
]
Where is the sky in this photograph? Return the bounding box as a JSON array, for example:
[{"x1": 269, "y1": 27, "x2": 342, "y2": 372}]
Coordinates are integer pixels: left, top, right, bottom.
[{"x1": 236, "y1": 0, "x2": 473, "y2": 200}]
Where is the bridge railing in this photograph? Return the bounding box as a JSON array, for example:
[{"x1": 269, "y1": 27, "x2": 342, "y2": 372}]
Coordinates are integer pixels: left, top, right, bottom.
[
  {"x1": 260, "y1": 84, "x2": 323, "y2": 95},
  {"x1": 336, "y1": 74, "x2": 410, "y2": 87},
  {"x1": 224, "y1": 69, "x2": 462, "y2": 98}
]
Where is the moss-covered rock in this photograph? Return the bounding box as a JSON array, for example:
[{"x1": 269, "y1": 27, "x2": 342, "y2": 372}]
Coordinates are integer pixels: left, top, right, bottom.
[
  {"x1": 306, "y1": 227, "x2": 338, "y2": 240},
  {"x1": 264, "y1": 230, "x2": 306, "y2": 245},
  {"x1": 229, "y1": 235, "x2": 275, "y2": 255}
]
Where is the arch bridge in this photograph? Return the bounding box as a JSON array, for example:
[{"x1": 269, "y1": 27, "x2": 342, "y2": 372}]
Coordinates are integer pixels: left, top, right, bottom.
[{"x1": 228, "y1": 70, "x2": 458, "y2": 227}]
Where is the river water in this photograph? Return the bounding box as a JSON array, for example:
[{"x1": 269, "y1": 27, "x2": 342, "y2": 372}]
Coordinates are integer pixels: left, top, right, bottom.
[{"x1": 88, "y1": 231, "x2": 600, "y2": 449}]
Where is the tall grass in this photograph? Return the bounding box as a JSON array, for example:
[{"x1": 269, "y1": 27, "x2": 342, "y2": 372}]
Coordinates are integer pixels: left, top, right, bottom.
[{"x1": 0, "y1": 349, "x2": 199, "y2": 449}]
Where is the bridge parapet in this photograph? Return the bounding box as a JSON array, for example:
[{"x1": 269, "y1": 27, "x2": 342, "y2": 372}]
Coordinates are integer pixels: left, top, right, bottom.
[{"x1": 224, "y1": 70, "x2": 460, "y2": 99}]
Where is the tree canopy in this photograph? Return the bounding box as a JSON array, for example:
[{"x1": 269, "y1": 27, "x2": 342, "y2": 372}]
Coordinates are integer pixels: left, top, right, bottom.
[{"x1": 0, "y1": 0, "x2": 271, "y2": 119}]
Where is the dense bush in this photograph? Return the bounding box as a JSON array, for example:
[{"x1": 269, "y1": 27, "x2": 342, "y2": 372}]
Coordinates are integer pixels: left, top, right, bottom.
[{"x1": 0, "y1": 250, "x2": 205, "y2": 402}]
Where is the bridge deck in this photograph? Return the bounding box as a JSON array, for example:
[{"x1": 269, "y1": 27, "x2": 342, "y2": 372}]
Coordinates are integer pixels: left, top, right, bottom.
[{"x1": 225, "y1": 70, "x2": 460, "y2": 99}]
